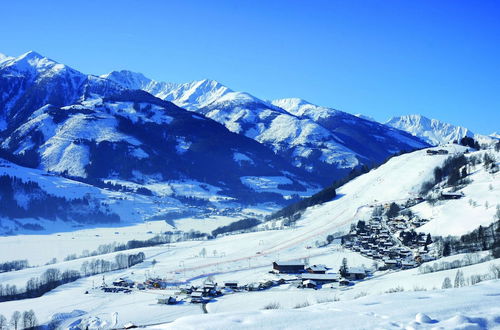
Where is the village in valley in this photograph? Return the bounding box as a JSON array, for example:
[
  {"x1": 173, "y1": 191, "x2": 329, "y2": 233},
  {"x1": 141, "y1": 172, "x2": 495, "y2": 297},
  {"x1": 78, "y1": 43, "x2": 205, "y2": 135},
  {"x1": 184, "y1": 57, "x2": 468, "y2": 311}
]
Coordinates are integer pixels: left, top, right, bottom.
[{"x1": 97, "y1": 195, "x2": 453, "y2": 313}]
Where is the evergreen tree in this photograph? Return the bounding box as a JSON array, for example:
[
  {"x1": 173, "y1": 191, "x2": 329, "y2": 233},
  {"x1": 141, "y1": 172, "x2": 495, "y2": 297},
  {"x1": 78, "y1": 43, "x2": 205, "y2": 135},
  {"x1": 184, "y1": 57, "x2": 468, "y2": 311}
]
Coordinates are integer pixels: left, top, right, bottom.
[
  {"x1": 425, "y1": 233, "x2": 433, "y2": 246},
  {"x1": 443, "y1": 241, "x2": 451, "y2": 256},
  {"x1": 339, "y1": 258, "x2": 349, "y2": 277},
  {"x1": 386, "y1": 203, "x2": 400, "y2": 218},
  {"x1": 461, "y1": 167, "x2": 467, "y2": 178}
]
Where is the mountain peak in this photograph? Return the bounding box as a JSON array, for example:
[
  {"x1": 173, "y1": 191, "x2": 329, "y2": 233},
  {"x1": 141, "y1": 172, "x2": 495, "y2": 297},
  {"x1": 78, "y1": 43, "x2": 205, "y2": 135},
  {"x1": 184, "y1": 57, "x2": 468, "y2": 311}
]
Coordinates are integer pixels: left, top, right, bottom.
[
  {"x1": 18, "y1": 50, "x2": 44, "y2": 60},
  {"x1": 271, "y1": 98, "x2": 341, "y2": 119},
  {"x1": 101, "y1": 70, "x2": 153, "y2": 90},
  {"x1": 0, "y1": 50, "x2": 65, "y2": 75},
  {"x1": 0, "y1": 52, "x2": 13, "y2": 63},
  {"x1": 386, "y1": 114, "x2": 473, "y2": 146}
]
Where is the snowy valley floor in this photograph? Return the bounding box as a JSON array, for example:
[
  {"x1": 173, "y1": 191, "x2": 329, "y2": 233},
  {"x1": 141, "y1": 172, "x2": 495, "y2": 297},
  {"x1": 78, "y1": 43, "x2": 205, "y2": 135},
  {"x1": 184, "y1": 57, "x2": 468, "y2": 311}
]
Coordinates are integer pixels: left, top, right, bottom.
[{"x1": 156, "y1": 280, "x2": 500, "y2": 330}]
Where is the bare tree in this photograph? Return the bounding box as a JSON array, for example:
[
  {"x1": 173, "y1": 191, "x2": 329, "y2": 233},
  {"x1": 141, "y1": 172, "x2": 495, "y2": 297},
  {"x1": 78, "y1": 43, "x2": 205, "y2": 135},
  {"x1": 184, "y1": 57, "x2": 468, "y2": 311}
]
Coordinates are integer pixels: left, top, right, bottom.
[
  {"x1": 454, "y1": 269, "x2": 465, "y2": 288},
  {"x1": 81, "y1": 261, "x2": 89, "y2": 276},
  {"x1": 199, "y1": 248, "x2": 207, "y2": 258},
  {"x1": 115, "y1": 254, "x2": 128, "y2": 269},
  {"x1": 10, "y1": 311, "x2": 21, "y2": 330},
  {"x1": 0, "y1": 314, "x2": 7, "y2": 330},
  {"x1": 22, "y1": 310, "x2": 38, "y2": 329},
  {"x1": 441, "y1": 277, "x2": 452, "y2": 289}
]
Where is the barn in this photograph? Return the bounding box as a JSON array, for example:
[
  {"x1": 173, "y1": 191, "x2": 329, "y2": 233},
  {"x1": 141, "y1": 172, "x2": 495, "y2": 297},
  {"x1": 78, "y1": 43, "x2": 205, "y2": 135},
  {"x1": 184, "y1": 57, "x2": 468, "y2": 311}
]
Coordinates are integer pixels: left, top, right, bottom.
[
  {"x1": 305, "y1": 264, "x2": 328, "y2": 274},
  {"x1": 272, "y1": 261, "x2": 305, "y2": 273}
]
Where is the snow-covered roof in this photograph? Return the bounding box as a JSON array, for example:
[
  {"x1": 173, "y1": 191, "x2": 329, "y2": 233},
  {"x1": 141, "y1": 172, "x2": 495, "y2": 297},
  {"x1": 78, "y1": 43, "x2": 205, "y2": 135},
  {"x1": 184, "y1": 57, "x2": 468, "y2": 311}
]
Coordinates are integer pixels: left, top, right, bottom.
[
  {"x1": 302, "y1": 274, "x2": 339, "y2": 281},
  {"x1": 274, "y1": 261, "x2": 305, "y2": 266},
  {"x1": 306, "y1": 264, "x2": 328, "y2": 271},
  {"x1": 347, "y1": 267, "x2": 366, "y2": 274}
]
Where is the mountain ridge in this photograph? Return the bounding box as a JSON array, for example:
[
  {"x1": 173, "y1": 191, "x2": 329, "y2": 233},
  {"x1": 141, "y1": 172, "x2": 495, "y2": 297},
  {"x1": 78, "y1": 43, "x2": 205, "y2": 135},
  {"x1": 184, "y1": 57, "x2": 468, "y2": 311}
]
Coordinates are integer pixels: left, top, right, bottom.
[{"x1": 385, "y1": 114, "x2": 497, "y2": 146}]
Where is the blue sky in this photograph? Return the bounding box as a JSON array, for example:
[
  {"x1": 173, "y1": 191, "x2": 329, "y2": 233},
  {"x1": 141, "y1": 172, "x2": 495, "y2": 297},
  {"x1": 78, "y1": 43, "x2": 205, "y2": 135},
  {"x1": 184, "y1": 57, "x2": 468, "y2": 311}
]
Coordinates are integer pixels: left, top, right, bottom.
[{"x1": 1, "y1": 0, "x2": 499, "y2": 133}]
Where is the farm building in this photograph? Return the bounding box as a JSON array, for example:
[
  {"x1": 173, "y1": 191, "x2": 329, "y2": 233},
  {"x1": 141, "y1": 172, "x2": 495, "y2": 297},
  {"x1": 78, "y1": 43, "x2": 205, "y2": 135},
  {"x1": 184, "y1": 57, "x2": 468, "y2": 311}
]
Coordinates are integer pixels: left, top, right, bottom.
[
  {"x1": 345, "y1": 267, "x2": 367, "y2": 280},
  {"x1": 441, "y1": 192, "x2": 464, "y2": 200},
  {"x1": 306, "y1": 264, "x2": 328, "y2": 274},
  {"x1": 272, "y1": 261, "x2": 305, "y2": 273},
  {"x1": 301, "y1": 273, "x2": 340, "y2": 284},
  {"x1": 224, "y1": 281, "x2": 239, "y2": 289},
  {"x1": 157, "y1": 296, "x2": 177, "y2": 305},
  {"x1": 190, "y1": 290, "x2": 208, "y2": 303},
  {"x1": 303, "y1": 279, "x2": 317, "y2": 288}
]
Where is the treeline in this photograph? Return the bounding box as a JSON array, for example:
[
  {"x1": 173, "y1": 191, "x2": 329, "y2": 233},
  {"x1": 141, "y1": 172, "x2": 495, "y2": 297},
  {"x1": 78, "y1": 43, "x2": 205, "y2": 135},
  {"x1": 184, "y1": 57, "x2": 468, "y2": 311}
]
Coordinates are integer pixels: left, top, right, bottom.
[
  {"x1": 0, "y1": 174, "x2": 120, "y2": 224},
  {"x1": 0, "y1": 259, "x2": 29, "y2": 273},
  {"x1": 268, "y1": 163, "x2": 380, "y2": 221},
  {"x1": 441, "y1": 264, "x2": 500, "y2": 289},
  {"x1": 420, "y1": 154, "x2": 469, "y2": 195},
  {"x1": 419, "y1": 252, "x2": 493, "y2": 274},
  {"x1": 421, "y1": 151, "x2": 498, "y2": 196},
  {"x1": 212, "y1": 218, "x2": 260, "y2": 237},
  {"x1": 64, "y1": 231, "x2": 208, "y2": 262},
  {"x1": 459, "y1": 136, "x2": 480, "y2": 150},
  {"x1": 0, "y1": 309, "x2": 38, "y2": 330},
  {"x1": 436, "y1": 219, "x2": 500, "y2": 258},
  {"x1": 0, "y1": 252, "x2": 145, "y2": 302}
]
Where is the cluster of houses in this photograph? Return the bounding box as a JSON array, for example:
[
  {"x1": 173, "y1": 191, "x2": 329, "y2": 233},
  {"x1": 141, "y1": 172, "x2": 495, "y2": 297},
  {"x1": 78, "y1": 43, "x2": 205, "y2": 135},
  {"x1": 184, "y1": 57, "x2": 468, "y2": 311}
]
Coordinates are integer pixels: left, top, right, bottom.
[
  {"x1": 102, "y1": 259, "x2": 372, "y2": 306},
  {"x1": 271, "y1": 261, "x2": 367, "y2": 289},
  {"x1": 343, "y1": 218, "x2": 419, "y2": 270},
  {"x1": 182, "y1": 282, "x2": 222, "y2": 303},
  {"x1": 385, "y1": 216, "x2": 429, "y2": 232}
]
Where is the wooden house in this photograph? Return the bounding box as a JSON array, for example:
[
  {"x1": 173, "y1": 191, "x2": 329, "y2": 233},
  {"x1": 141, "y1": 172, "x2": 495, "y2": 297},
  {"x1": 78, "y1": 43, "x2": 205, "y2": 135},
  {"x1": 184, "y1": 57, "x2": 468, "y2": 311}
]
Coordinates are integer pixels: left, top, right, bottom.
[
  {"x1": 301, "y1": 273, "x2": 339, "y2": 284},
  {"x1": 190, "y1": 290, "x2": 208, "y2": 303},
  {"x1": 305, "y1": 264, "x2": 328, "y2": 274},
  {"x1": 157, "y1": 296, "x2": 177, "y2": 305},
  {"x1": 224, "y1": 281, "x2": 239, "y2": 289},
  {"x1": 303, "y1": 279, "x2": 317, "y2": 288},
  {"x1": 345, "y1": 267, "x2": 367, "y2": 280},
  {"x1": 440, "y1": 192, "x2": 464, "y2": 200},
  {"x1": 272, "y1": 261, "x2": 305, "y2": 273}
]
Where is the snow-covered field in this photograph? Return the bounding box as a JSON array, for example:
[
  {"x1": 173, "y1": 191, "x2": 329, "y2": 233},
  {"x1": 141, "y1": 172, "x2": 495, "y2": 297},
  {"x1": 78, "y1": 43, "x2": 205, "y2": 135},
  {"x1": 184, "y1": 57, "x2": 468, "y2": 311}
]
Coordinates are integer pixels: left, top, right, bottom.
[
  {"x1": 160, "y1": 280, "x2": 500, "y2": 330},
  {"x1": 1, "y1": 145, "x2": 499, "y2": 329}
]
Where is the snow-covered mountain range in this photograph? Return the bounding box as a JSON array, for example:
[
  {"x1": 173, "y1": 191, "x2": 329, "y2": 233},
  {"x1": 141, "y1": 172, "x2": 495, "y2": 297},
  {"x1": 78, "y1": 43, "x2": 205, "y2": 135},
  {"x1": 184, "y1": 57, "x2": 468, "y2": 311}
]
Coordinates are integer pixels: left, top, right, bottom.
[
  {"x1": 386, "y1": 114, "x2": 498, "y2": 146},
  {"x1": 104, "y1": 70, "x2": 429, "y2": 182},
  {"x1": 0, "y1": 51, "x2": 327, "y2": 229},
  {"x1": 5, "y1": 50, "x2": 494, "y2": 230}
]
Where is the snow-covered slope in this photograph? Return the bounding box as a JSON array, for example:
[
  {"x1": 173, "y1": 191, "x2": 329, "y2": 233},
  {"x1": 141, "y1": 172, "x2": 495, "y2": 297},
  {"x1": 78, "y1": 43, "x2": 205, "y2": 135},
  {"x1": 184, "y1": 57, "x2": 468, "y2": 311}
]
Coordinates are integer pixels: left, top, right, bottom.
[{"x1": 0, "y1": 145, "x2": 498, "y2": 329}]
